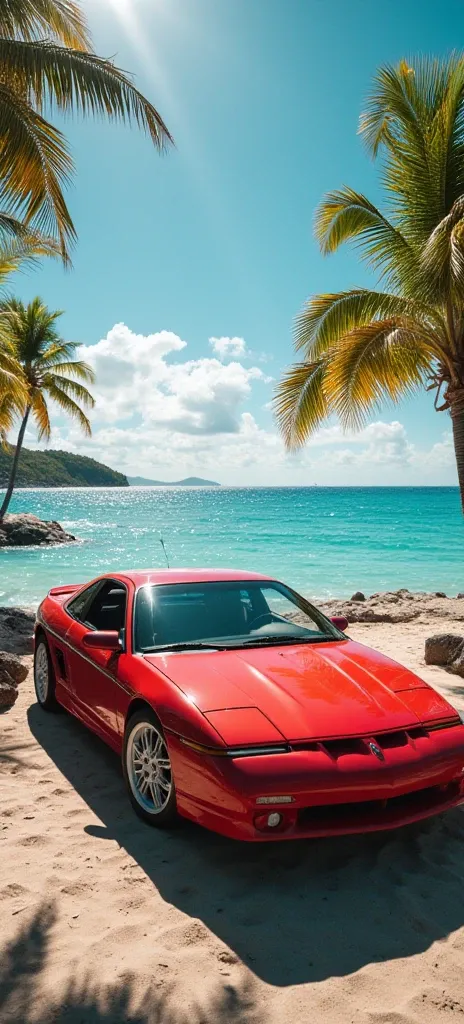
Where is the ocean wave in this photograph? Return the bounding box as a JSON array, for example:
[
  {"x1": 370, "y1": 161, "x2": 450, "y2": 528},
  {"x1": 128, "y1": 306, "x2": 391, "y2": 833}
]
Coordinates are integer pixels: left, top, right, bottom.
[{"x1": 62, "y1": 520, "x2": 118, "y2": 530}]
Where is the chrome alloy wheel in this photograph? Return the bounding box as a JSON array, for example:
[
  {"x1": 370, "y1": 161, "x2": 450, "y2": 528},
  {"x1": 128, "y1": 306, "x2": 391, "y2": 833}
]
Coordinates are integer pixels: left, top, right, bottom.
[
  {"x1": 34, "y1": 642, "x2": 49, "y2": 703},
  {"x1": 126, "y1": 722, "x2": 172, "y2": 814}
]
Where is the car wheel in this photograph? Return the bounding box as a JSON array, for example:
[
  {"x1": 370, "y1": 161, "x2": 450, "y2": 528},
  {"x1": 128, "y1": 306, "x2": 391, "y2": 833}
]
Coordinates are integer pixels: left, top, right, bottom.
[
  {"x1": 34, "y1": 636, "x2": 59, "y2": 711},
  {"x1": 122, "y1": 708, "x2": 177, "y2": 826}
]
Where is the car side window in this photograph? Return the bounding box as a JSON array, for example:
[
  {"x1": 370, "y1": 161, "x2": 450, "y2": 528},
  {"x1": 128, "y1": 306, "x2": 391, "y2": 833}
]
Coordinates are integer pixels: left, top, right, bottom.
[
  {"x1": 67, "y1": 582, "x2": 102, "y2": 622},
  {"x1": 84, "y1": 581, "x2": 127, "y2": 633}
]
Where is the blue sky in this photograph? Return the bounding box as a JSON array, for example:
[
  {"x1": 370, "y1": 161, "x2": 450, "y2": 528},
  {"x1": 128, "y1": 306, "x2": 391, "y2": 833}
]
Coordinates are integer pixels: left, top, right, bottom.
[{"x1": 17, "y1": 0, "x2": 464, "y2": 484}]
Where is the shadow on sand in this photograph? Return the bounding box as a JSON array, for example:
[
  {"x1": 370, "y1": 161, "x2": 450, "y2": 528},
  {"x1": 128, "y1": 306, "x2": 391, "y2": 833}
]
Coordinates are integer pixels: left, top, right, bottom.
[
  {"x1": 0, "y1": 902, "x2": 262, "y2": 1024},
  {"x1": 27, "y1": 702, "x2": 464, "y2": 987}
]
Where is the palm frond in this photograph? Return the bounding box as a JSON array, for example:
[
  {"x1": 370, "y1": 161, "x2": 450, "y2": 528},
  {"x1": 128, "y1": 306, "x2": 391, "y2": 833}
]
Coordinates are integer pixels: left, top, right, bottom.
[
  {"x1": 0, "y1": 39, "x2": 173, "y2": 150},
  {"x1": 420, "y1": 194, "x2": 464, "y2": 301},
  {"x1": 0, "y1": 80, "x2": 74, "y2": 254},
  {"x1": 0, "y1": 386, "x2": 23, "y2": 434},
  {"x1": 0, "y1": 0, "x2": 91, "y2": 49},
  {"x1": 324, "y1": 320, "x2": 434, "y2": 429},
  {"x1": 39, "y1": 357, "x2": 94, "y2": 381},
  {"x1": 274, "y1": 358, "x2": 329, "y2": 450},
  {"x1": 359, "y1": 60, "x2": 431, "y2": 158},
  {"x1": 294, "y1": 288, "x2": 445, "y2": 359},
  {"x1": 42, "y1": 371, "x2": 95, "y2": 406},
  {"x1": 0, "y1": 236, "x2": 63, "y2": 287},
  {"x1": 315, "y1": 186, "x2": 416, "y2": 288},
  {"x1": 44, "y1": 379, "x2": 92, "y2": 434},
  {"x1": 0, "y1": 344, "x2": 27, "y2": 418},
  {"x1": 30, "y1": 385, "x2": 50, "y2": 439},
  {"x1": 359, "y1": 56, "x2": 464, "y2": 245},
  {"x1": 0, "y1": 211, "x2": 34, "y2": 238}
]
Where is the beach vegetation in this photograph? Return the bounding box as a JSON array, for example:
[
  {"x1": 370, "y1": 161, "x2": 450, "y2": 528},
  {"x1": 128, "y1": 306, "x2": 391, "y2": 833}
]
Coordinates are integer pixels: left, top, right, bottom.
[
  {"x1": 0, "y1": 297, "x2": 95, "y2": 517},
  {"x1": 276, "y1": 55, "x2": 464, "y2": 509},
  {"x1": 0, "y1": 0, "x2": 173, "y2": 259}
]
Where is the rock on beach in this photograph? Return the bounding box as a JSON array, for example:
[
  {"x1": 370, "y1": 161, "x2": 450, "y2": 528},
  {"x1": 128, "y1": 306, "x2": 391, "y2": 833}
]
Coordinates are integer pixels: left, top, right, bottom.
[{"x1": 0, "y1": 513, "x2": 76, "y2": 547}]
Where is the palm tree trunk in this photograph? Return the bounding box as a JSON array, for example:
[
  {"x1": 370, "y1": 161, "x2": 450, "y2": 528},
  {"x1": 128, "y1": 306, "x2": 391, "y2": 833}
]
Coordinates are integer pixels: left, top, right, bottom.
[
  {"x1": 0, "y1": 405, "x2": 31, "y2": 519},
  {"x1": 451, "y1": 402, "x2": 464, "y2": 513}
]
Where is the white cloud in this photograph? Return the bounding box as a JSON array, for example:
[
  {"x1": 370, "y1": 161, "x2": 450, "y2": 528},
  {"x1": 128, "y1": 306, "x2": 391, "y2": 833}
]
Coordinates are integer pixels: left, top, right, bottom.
[
  {"x1": 78, "y1": 324, "x2": 267, "y2": 435},
  {"x1": 209, "y1": 336, "x2": 247, "y2": 360},
  {"x1": 414, "y1": 431, "x2": 455, "y2": 469},
  {"x1": 324, "y1": 421, "x2": 414, "y2": 466}
]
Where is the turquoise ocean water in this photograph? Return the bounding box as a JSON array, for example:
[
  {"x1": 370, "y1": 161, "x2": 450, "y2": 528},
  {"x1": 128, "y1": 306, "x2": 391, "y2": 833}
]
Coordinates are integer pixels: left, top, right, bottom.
[{"x1": 3, "y1": 486, "x2": 464, "y2": 608}]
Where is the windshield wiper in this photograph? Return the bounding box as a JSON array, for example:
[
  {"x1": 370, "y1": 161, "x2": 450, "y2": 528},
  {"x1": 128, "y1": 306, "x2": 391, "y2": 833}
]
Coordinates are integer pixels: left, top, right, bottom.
[
  {"x1": 237, "y1": 635, "x2": 335, "y2": 647},
  {"x1": 142, "y1": 635, "x2": 337, "y2": 654},
  {"x1": 142, "y1": 641, "x2": 231, "y2": 653}
]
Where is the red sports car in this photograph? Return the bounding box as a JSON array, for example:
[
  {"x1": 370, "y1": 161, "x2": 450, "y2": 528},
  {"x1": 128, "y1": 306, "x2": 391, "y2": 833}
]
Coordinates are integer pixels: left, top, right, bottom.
[{"x1": 33, "y1": 568, "x2": 464, "y2": 841}]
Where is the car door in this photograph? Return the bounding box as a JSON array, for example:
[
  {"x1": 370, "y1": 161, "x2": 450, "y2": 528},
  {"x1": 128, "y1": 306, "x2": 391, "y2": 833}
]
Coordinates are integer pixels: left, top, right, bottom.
[{"x1": 65, "y1": 579, "x2": 129, "y2": 742}]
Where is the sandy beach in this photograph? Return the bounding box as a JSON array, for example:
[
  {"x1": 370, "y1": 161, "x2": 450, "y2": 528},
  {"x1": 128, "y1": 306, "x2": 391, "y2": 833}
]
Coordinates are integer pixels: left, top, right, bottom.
[{"x1": 2, "y1": 599, "x2": 464, "y2": 1023}]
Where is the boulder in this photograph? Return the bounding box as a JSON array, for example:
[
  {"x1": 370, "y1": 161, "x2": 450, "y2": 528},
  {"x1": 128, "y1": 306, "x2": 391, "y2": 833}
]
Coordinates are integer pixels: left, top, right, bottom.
[
  {"x1": 457, "y1": 593, "x2": 464, "y2": 599},
  {"x1": 0, "y1": 513, "x2": 75, "y2": 548},
  {"x1": 0, "y1": 651, "x2": 28, "y2": 685},
  {"x1": 435, "y1": 591, "x2": 447, "y2": 598},
  {"x1": 350, "y1": 591, "x2": 366, "y2": 602},
  {"x1": 425, "y1": 634, "x2": 464, "y2": 666},
  {"x1": 0, "y1": 679, "x2": 18, "y2": 707},
  {"x1": 0, "y1": 608, "x2": 35, "y2": 654},
  {"x1": 0, "y1": 651, "x2": 29, "y2": 709}
]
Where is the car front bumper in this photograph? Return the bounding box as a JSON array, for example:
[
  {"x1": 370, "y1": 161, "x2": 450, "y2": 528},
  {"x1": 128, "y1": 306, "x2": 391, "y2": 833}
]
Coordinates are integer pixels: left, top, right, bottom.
[{"x1": 168, "y1": 724, "x2": 464, "y2": 841}]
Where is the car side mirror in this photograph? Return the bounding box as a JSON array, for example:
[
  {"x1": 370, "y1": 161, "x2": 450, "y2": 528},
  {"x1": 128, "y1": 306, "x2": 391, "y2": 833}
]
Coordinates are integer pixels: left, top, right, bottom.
[
  {"x1": 331, "y1": 616, "x2": 348, "y2": 632},
  {"x1": 82, "y1": 630, "x2": 122, "y2": 651}
]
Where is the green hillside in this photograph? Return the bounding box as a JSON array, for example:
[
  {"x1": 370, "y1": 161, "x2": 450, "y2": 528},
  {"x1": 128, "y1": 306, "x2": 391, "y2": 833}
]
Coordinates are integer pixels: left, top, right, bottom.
[{"x1": 0, "y1": 446, "x2": 128, "y2": 487}]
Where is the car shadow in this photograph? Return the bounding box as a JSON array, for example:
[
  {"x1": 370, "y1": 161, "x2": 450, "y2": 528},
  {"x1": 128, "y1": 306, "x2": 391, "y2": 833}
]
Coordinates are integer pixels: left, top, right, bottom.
[{"x1": 28, "y1": 703, "x2": 464, "y2": 987}]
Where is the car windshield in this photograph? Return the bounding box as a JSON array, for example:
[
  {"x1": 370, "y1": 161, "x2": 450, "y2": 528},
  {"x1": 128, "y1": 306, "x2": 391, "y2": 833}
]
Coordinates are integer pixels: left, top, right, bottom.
[{"x1": 134, "y1": 580, "x2": 343, "y2": 652}]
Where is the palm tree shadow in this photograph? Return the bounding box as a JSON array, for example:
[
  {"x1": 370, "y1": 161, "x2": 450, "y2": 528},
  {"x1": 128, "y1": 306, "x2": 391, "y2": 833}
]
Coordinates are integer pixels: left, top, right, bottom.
[
  {"x1": 0, "y1": 903, "x2": 56, "y2": 1023},
  {"x1": 28, "y1": 703, "x2": 464, "y2": 987},
  {"x1": 0, "y1": 902, "x2": 262, "y2": 1024}
]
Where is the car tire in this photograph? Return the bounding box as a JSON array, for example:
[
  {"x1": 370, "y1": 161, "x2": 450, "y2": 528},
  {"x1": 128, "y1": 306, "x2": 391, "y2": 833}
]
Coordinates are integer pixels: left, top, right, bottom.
[
  {"x1": 122, "y1": 708, "x2": 178, "y2": 827},
  {"x1": 33, "y1": 636, "x2": 60, "y2": 711}
]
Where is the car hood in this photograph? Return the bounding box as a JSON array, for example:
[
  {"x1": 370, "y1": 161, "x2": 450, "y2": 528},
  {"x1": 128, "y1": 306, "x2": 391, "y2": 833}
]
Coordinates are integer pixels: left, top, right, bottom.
[{"x1": 145, "y1": 639, "x2": 456, "y2": 742}]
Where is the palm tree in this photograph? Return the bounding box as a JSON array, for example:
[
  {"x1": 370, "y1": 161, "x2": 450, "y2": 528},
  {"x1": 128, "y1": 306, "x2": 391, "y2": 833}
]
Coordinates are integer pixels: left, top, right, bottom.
[
  {"x1": 275, "y1": 55, "x2": 464, "y2": 510},
  {"x1": 0, "y1": 0, "x2": 173, "y2": 257},
  {"x1": 0, "y1": 229, "x2": 62, "y2": 406},
  {"x1": 0, "y1": 296, "x2": 95, "y2": 517}
]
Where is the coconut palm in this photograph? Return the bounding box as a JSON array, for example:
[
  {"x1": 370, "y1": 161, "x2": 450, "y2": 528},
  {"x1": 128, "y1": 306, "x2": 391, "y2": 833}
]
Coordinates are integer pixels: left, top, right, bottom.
[
  {"x1": 0, "y1": 296, "x2": 95, "y2": 517},
  {"x1": 275, "y1": 55, "x2": 464, "y2": 509},
  {"x1": 0, "y1": 0, "x2": 173, "y2": 257},
  {"x1": 0, "y1": 229, "x2": 62, "y2": 403}
]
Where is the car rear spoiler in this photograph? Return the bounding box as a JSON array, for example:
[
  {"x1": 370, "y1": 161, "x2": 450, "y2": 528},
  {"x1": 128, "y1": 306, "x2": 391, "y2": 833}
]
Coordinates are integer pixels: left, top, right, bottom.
[{"x1": 48, "y1": 584, "x2": 83, "y2": 597}]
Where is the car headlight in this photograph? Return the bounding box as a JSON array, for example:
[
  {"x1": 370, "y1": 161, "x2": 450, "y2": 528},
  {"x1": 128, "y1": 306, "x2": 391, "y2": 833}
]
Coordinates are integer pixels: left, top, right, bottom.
[{"x1": 458, "y1": 709, "x2": 464, "y2": 725}]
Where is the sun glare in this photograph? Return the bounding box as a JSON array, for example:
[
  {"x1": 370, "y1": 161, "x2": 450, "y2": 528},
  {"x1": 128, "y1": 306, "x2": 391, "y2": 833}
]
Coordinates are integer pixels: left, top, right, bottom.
[{"x1": 95, "y1": 0, "x2": 182, "y2": 115}]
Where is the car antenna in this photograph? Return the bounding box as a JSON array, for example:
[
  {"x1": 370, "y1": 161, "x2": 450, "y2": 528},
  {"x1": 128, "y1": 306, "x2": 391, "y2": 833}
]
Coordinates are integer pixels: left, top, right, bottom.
[{"x1": 160, "y1": 536, "x2": 170, "y2": 569}]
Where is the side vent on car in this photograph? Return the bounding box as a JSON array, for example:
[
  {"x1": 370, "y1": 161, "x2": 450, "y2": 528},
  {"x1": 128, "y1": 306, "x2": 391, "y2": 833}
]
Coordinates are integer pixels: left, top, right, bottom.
[{"x1": 54, "y1": 648, "x2": 67, "y2": 681}]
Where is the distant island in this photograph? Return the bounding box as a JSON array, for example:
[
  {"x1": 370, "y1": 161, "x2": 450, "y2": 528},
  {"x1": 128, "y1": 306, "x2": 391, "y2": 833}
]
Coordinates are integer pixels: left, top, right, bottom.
[
  {"x1": 128, "y1": 475, "x2": 220, "y2": 487},
  {"x1": 0, "y1": 446, "x2": 129, "y2": 487}
]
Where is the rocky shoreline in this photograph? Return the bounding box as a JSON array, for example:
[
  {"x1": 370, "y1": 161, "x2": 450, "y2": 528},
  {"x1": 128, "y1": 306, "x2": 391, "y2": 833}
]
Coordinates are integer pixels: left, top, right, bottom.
[{"x1": 320, "y1": 588, "x2": 464, "y2": 624}]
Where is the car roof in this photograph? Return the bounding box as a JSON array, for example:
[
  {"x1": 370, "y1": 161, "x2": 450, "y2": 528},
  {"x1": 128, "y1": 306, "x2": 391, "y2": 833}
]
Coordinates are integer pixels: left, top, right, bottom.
[{"x1": 113, "y1": 568, "x2": 273, "y2": 587}]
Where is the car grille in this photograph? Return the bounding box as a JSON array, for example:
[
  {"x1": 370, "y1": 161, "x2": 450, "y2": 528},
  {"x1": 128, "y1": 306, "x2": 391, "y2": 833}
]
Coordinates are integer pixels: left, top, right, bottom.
[
  {"x1": 292, "y1": 723, "x2": 456, "y2": 760},
  {"x1": 297, "y1": 780, "x2": 462, "y2": 833}
]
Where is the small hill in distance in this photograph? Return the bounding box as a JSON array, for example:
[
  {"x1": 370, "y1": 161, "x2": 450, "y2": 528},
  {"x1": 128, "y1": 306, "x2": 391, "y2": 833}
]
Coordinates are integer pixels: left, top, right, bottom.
[
  {"x1": 128, "y1": 475, "x2": 220, "y2": 487},
  {"x1": 0, "y1": 446, "x2": 128, "y2": 487}
]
